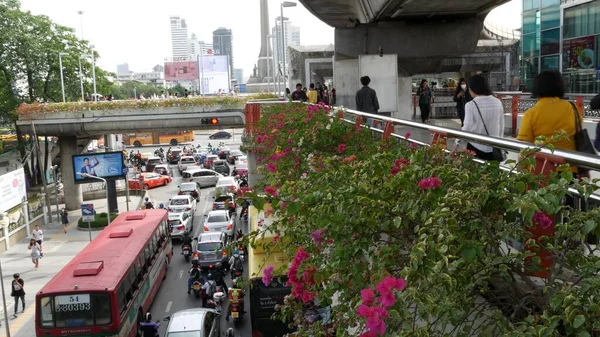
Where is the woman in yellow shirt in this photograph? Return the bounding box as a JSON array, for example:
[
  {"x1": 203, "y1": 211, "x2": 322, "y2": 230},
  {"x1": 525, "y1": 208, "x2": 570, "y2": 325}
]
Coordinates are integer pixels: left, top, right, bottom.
[{"x1": 517, "y1": 70, "x2": 583, "y2": 172}]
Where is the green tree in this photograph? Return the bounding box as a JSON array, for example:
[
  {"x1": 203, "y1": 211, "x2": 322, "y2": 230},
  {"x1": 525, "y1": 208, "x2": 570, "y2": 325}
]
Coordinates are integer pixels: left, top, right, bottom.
[{"x1": 170, "y1": 84, "x2": 186, "y2": 97}]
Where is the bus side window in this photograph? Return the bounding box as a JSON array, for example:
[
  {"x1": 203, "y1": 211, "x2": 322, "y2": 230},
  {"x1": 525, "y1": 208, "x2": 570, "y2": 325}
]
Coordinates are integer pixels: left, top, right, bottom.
[
  {"x1": 117, "y1": 286, "x2": 127, "y2": 315},
  {"x1": 143, "y1": 249, "x2": 150, "y2": 274},
  {"x1": 128, "y1": 268, "x2": 138, "y2": 292},
  {"x1": 151, "y1": 234, "x2": 158, "y2": 257},
  {"x1": 137, "y1": 255, "x2": 145, "y2": 280}
]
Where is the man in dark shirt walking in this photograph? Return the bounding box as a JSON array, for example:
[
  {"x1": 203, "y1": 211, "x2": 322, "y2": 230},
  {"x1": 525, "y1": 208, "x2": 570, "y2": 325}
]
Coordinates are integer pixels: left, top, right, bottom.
[
  {"x1": 355, "y1": 76, "x2": 380, "y2": 127},
  {"x1": 291, "y1": 83, "x2": 308, "y2": 102}
]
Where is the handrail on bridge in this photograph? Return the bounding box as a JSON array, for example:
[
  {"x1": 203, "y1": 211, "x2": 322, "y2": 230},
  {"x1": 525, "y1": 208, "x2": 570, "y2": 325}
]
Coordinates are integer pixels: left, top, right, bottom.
[{"x1": 243, "y1": 100, "x2": 600, "y2": 173}]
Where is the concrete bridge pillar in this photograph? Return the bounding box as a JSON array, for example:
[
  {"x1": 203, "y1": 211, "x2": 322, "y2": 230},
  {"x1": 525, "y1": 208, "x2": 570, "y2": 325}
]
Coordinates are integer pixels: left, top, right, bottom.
[{"x1": 60, "y1": 136, "x2": 83, "y2": 210}]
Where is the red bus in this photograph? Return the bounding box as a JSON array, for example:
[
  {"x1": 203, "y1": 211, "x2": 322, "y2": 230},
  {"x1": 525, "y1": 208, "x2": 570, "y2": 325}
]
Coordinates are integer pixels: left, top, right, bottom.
[{"x1": 35, "y1": 210, "x2": 173, "y2": 337}]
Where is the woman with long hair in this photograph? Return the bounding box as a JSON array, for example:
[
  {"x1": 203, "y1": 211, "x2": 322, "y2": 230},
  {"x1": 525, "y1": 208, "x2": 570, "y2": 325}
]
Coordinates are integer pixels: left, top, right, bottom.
[
  {"x1": 416, "y1": 79, "x2": 433, "y2": 123},
  {"x1": 28, "y1": 238, "x2": 41, "y2": 271},
  {"x1": 453, "y1": 78, "x2": 472, "y2": 127}
]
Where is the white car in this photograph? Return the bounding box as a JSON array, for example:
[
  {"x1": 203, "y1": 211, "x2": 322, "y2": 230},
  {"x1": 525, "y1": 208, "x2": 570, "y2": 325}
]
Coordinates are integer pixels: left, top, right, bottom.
[
  {"x1": 235, "y1": 156, "x2": 247, "y2": 165},
  {"x1": 178, "y1": 156, "x2": 198, "y2": 173},
  {"x1": 168, "y1": 195, "x2": 197, "y2": 219},
  {"x1": 168, "y1": 212, "x2": 193, "y2": 239},
  {"x1": 203, "y1": 210, "x2": 235, "y2": 237},
  {"x1": 182, "y1": 168, "x2": 223, "y2": 188},
  {"x1": 216, "y1": 176, "x2": 239, "y2": 194}
]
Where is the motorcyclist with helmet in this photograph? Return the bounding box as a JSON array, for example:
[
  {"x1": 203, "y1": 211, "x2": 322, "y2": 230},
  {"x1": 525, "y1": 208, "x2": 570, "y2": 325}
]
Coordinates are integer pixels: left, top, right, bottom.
[
  {"x1": 225, "y1": 277, "x2": 246, "y2": 321},
  {"x1": 202, "y1": 273, "x2": 217, "y2": 307},
  {"x1": 181, "y1": 231, "x2": 193, "y2": 254},
  {"x1": 212, "y1": 262, "x2": 229, "y2": 295},
  {"x1": 158, "y1": 203, "x2": 165, "y2": 210},
  {"x1": 139, "y1": 312, "x2": 160, "y2": 337},
  {"x1": 187, "y1": 258, "x2": 204, "y2": 294},
  {"x1": 232, "y1": 166, "x2": 238, "y2": 177},
  {"x1": 229, "y1": 248, "x2": 244, "y2": 279}
]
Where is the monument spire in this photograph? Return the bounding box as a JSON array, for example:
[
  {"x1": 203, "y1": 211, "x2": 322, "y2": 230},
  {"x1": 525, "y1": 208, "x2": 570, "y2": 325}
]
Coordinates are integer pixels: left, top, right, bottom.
[{"x1": 257, "y1": 0, "x2": 272, "y2": 79}]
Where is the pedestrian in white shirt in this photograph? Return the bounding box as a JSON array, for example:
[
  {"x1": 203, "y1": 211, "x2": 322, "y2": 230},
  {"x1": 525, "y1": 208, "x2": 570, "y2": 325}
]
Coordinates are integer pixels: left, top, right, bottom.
[
  {"x1": 461, "y1": 75, "x2": 505, "y2": 161},
  {"x1": 31, "y1": 225, "x2": 43, "y2": 257}
]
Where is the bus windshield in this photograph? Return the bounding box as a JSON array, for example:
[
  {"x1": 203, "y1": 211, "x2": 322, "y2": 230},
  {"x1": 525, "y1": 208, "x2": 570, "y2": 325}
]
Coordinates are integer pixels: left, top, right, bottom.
[{"x1": 39, "y1": 293, "x2": 112, "y2": 328}]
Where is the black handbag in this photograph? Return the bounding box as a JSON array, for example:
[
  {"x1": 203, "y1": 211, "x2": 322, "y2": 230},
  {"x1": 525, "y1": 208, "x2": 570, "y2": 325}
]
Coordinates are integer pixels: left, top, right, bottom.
[
  {"x1": 570, "y1": 102, "x2": 596, "y2": 173},
  {"x1": 472, "y1": 101, "x2": 507, "y2": 162}
]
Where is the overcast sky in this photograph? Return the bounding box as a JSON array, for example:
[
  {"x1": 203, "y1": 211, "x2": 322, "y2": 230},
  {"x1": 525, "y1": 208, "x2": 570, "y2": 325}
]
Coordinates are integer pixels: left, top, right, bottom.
[{"x1": 19, "y1": 0, "x2": 520, "y2": 81}]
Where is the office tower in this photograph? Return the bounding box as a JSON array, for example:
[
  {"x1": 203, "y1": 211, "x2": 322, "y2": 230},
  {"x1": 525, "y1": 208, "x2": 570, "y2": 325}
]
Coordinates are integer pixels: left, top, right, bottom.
[
  {"x1": 170, "y1": 16, "x2": 190, "y2": 58},
  {"x1": 213, "y1": 27, "x2": 234, "y2": 75}
]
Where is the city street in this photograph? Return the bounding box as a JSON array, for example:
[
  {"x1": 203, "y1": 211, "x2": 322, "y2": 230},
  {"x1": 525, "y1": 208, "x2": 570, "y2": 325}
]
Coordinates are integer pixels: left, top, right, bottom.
[{"x1": 140, "y1": 131, "x2": 253, "y2": 336}]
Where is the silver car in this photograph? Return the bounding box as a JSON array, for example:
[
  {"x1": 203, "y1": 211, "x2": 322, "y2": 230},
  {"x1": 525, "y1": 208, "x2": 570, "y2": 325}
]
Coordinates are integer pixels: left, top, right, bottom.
[
  {"x1": 168, "y1": 212, "x2": 192, "y2": 239},
  {"x1": 164, "y1": 308, "x2": 220, "y2": 337},
  {"x1": 203, "y1": 210, "x2": 234, "y2": 237},
  {"x1": 178, "y1": 156, "x2": 198, "y2": 173},
  {"x1": 194, "y1": 232, "x2": 229, "y2": 269},
  {"x1": 168, "y1": 195, "x2": 197, "y2": 219},
  {"x1": 182, "y1": 169, "x2": 223, "y2": 188}
]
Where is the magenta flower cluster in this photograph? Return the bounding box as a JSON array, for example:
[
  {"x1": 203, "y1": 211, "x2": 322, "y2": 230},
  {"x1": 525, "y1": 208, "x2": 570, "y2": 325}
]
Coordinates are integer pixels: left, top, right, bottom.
[
  {"x1": 357, "y1": 276, "x2": 407, "y2": 337},
  {"x1": 418, "y1": 177, "x2": 442, "y2": 190},
  {"x1": 262, "y1": 265, "x2": 275, "y2": 286},
  {"x1": 390, "y1": 158, "x2": 409, "y2": 176},
  {"x1": 533, "y1": 211, "x2": 553, "y2": 230}
]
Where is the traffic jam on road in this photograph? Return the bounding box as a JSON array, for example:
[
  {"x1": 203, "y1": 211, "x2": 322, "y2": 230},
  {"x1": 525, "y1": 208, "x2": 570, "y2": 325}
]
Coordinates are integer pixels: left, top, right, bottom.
[{"x1": 126, "y1": 135, "x2": 254, "y2": 336}]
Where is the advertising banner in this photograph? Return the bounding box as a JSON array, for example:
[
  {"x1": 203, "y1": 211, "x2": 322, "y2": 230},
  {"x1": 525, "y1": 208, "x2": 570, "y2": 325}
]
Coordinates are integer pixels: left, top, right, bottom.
[
  {"x1": 563, "y1": 36, "x2": 596, "y2": 70},
  {"x1": 0, "y1": 168, "x2": 26, "y2": 213},
  {"x1": 164, "y1": 61, "x2": 200, "y2": 81},
  {"x1": 201, "y1": 55, "x2": 229, "y2": 74},
  {"x1": 72, "y1": 151, "x2": 126, "y2": 184}
]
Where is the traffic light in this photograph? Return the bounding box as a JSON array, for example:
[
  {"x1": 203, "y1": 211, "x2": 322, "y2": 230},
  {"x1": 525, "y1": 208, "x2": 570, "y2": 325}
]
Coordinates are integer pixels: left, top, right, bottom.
[{"x1": 201, "y1": 118, "x2": 219, "y2": 125}]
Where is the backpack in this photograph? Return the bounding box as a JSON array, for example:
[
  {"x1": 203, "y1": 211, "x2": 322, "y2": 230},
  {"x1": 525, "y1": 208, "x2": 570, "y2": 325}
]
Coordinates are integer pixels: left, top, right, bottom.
[
  {"x1": 207, "y1": 280, "x2": 217, "y2": 297},
  {"x1": 233, "y1": 257, "x2": 243, "y2": 271}
]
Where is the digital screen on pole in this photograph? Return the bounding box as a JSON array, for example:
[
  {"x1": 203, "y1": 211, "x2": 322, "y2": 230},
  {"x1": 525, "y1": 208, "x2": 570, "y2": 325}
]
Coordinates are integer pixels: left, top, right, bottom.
[
  {"x1": 72, "y1": 152, "x2": 126, "y2": 184},
  {"x1": 164, "y1": 61, "x2": 200, "y2": 80},
  {"x1": 201, "y1": 55, "x2": 229, "y2": 74}
]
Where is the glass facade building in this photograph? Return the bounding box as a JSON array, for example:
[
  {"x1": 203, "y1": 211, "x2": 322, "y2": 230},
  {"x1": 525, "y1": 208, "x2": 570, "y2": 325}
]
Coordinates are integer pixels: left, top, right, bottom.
[{"x1": 521, "y1": 0, "x2": 600, "y2": 93}]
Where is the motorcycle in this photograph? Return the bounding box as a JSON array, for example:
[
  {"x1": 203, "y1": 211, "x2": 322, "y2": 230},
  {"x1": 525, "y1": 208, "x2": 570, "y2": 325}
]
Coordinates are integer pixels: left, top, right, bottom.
[
  {"x1": 204, "y1": 286, "x2": 225, "y2": 312},
  {"x1": 239, "y1": 176, "x2": 248, "y2": 188},
  {"x1": 191, "y1": 280, "x2": 203, "y2": 299},
  {"x1": 231, "y1": 301, "x2": 244, "y2": 325},
  {"x1": 182, "y1": 245, "x2": 192, "y2": 262}
]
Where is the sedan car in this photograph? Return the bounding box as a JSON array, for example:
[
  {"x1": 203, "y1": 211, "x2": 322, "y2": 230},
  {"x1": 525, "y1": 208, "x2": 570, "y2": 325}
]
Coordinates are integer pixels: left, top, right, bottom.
[
  {"x1": 168, "y1": 195, "x2": 197, "y2": 219},
  {"x1": 182, "y1": 169, "x2": 223, "y2": 188},
  {"x1": 179, "y1": 182, "x2": 201, "y2": 201},
  {"x1": 209, "y1": 131, "x2": 232, "y2": 139},
  {"x1": 164, "y1": 309, "x2": 220, "y2": 337},
  {"x1": 145, "y1": 156, "x2": 163, "y2": 172},
  {"x1": 193, "y1": 232, "x2": 229, "y2": 269},
  {"x1": 153, "y1": 164, "x2": 173, "y2": 177},
  {"x1": 203, "y1": 210, "x2": 235, "y2": 237},
  {"x1": 178, "y1": 156, "x2": 197, "y2": 173},
  {"x1": 232, "y1": 161, "x2": 248, "y2": 177},
  {"x1": 216, "y1": 176, "x2": 239, "y2": 194},
  {"x1": 234, "y1": 156, "x2": 247, "y2": 165},
  {"x1": 205, "y1": 154, "x2": 219, "y2": 169},
  {"x1": 213, "y1": 160, "x2": 230, "y2": 176},
  {"x1": 128, "y1": 172, "x2": 172, "y2": 190},
  {"x1": 168, "y1": 212, "x2": 193, "y2": 240},
  {"x1": 227, "y1": 150, "x2": 245, "y2": 164},
  {"x1": 212, "y1": 193, "x2": 235, "y2": 211},
  {"x1": 217, "y1": 147, "x2": 231, "y2": 160},
  {"x1": 167, "y1": 148, "x2": 183, "y2": 164}
]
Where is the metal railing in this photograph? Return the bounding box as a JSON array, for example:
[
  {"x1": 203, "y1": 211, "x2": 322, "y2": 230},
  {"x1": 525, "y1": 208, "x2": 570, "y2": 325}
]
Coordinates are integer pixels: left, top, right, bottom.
[{"x1": 483, "y1": 20, "x2": 521, "y2": 40}]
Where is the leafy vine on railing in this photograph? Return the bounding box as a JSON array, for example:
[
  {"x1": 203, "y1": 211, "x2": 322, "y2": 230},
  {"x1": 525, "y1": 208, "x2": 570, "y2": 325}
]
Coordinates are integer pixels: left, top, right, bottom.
[
  {"x1": 242, "y1": 102, "x2": 600, "y2": 336},
  {"x1": 17, "y1": 93, "x2": 277, "y2": 118}
]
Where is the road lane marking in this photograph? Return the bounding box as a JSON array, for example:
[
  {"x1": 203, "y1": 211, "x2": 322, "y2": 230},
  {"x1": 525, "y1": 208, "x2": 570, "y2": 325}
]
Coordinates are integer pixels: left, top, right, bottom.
[
  {"x1": 179, "y1": 270, "x2": 184, "y2": 279},
  {"x1": 165, "y1": 301, "x2": 172, "y2": 313}
]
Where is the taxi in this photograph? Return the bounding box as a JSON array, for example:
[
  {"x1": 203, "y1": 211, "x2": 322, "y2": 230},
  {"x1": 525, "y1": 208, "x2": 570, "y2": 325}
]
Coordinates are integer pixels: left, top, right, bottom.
[{"x1": 128, "y1": 172, "x2": 172, "y2": 190}]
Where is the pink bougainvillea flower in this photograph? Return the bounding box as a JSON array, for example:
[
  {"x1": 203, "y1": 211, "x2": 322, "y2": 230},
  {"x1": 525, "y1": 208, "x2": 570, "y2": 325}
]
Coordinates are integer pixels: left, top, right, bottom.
[
  {"x1": 311, "y1": 228, "x2": 325, "y2": 245},
  {"x1": 360, "y1": 288, "x2": 375, "y2": 306},
  {"x1": 418, "y1": 177, "x2": 442, "y2": 190},
  {"x1": 376, "y1": 276, "x2": 406, "y2": 308},
  {"x1": 404, "y1": 132, "x2": 411, "y2": 140},
  {"x1": 533, "y1": 211, "x2": 553, "y2": 230},
  {"x1": 262, "y1": 265, "x2": 274, "y2": 286},
  {"x1": 338, "y1": 143, "x2": 347, "y2": 154},
  {"x1": 343, "y1": 155, "x2": 357, "y2": 163},
  {"x1": 390, "y1": 157, "x2": 409, "y2": 176},
  {"x1": 266, "y1": 163, "x2": 278, "y2": 173},
  {"x1": 273, "y1": 234, "x2": 281, "y2": 243},
  {"x1": 264, "y1": 186, "x2": 278, "y2": 196},
  {"x1": 390, "y1": 166, "x2": 401, "y2": 176},
  {"x1": 357, "y1": 304, "x2": 388, "y2": 336}
]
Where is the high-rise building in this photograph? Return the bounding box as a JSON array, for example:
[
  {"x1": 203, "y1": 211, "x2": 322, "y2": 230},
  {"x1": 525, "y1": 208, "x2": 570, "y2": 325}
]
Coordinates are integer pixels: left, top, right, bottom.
[
  {"x1": 272, "y1": 18, "x2": 301, "y2": 71},
  {"x1": 233, "y1": 68, "x2": 244, "y2": 83},
  {"x1": 190, "y1": 33, "x2": 214, "y2": 59},
  {"x1": 518, "y1": 0, "x2": 600, "y2": 93},
  {"x1": 213, "y1": 27, "x2": 233, "y2": 75},
  {"x1": 117, "y1": 63, "x2": 130, "y2": 76},
  {"x1": 170, "y1": 16, "x2": 190, "y2": 58}
]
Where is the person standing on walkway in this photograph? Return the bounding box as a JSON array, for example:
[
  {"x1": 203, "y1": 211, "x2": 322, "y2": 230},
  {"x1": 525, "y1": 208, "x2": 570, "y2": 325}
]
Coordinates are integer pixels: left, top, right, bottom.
[
  {"x1": 60, "y1": 208, "x2": 69, "y2": 234},
  {"x1": 453, "y1": 78, "x2": 472, "y2": 127},
  {"x1": 417, "y1": 79, "x2": 433, "y2": 124},
  {"x1": 355, "y1": 76, "x2": 380, "y2": 127},
  {"x1": 307, "y1": 83, "x2": 318, "y2": 104},
  {"x1": 28, "y1": 238, "x2": 41, "y2": 271},
  {"x1": 462, "y1": 75, "x2": 504, "y2": 161},
  {"x1": 291, "y1": 83, "x2": 308, "y2": 102},
  {"x1": 11, "y1": 273, "x2": 25, "y2": 317},
  {"x1": 31, "y1": 225, "x2": 43, "y2": 257}
]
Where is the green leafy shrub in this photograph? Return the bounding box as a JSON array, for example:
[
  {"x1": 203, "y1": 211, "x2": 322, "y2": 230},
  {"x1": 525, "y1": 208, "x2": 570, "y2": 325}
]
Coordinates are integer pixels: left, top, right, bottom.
[
  {"x1": 77, "y1": 212, "x2": 118, "y2": 229},
  {"x1": 243, "y1": 102, "x2": 600, "y2": 336}
]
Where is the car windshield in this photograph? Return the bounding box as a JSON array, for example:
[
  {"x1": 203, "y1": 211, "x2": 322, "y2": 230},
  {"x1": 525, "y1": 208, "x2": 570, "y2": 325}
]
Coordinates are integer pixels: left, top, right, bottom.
[
  {"x1": 171, "y1": 150, "x2": 182, "y2": 155},
  {"x1": 197, "y1": 242, "x2": 221, "y2": 251},
  {"x1": 148, "y1": 159, "x2": 161, "y2": 164},
  {"x1": 168, "y1": 219, "x2": 181, "y2": 226},
  {"x1": 215, "y1": 196, "x2": 232, "y2": 202},
  {"x1": 217, "y1": 179, "x2": 235, "y2": 186},
  {"x1": 214, "y1": 161, "x2": 226, "y2": 167},
  {"x1": 180, "y1": 158, "x2": 195, "y2": 163},
  {"x1": 146, "y1": 174, "x2": 159, "y2": 179},
  {"x1": 237, "y1": 163, "x2": 248, "y2": 169},
  {"x1": 230, "y1": 151, "x2": 243, "y2": 156},
  {"x1": 170, "y1": 199, "x2": 189, "y2": 206},
  {"x1": 180, "y1": 184, "x2": 196, "y2": 191},
  {"x1": 207, "y1": 214, "x2": 227, "y2": 223}
]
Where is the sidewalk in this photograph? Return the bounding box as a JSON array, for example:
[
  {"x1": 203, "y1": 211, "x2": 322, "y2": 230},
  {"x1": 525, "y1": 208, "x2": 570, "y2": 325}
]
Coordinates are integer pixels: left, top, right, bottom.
[{"x1": 0, "y1": 196, "x2": 140, "y2": 337}]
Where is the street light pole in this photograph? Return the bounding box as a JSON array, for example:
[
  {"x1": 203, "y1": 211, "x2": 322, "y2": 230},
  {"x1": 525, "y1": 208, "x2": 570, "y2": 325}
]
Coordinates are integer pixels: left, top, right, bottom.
[
  {"x1": 280, "y1": 2, "x2": 297, "y2": 91},
  {"x1": 77, "y1": 174, "x2": 110, "y2": 232},
  {"x1": 58, "y1": 52, "x2": 68, "y2": 103},
  {"x1": 0, "y1": 259, "x2": 11, "y2": 337},
  {"x1": 266, "y1": 35, "x2": 271, "y2": 93},
  {"x1": 90, "y1": 45, "x2": 97, "y2": 100},
  {"x1": 50, "y1": 166, "x2": 60, "y2": 219},
  {"x1": 79, "y1": 56, "x2": 85, "y2": 101}
]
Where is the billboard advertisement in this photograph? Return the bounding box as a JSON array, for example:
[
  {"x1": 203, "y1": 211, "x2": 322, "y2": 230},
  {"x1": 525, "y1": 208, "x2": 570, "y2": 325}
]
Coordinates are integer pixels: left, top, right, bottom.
[
  {"x1": 164, "y1": 61, "x2": 200, "y2": 81},
  {"x1": 72, "y1": 152, "x2": 127, "y2": 184},
  {"x1": 200, "y1": 55, "x2": 230, "y2": 94},
  {"x1": 563, "y1": 36, "x2": 595, "y2": 70},
  {"x1": 201, "y1": 55, "x2": 229, "y2": 74},
  {"x1": 0, "y1": 168, "x2": 26, "y2": 213}
]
